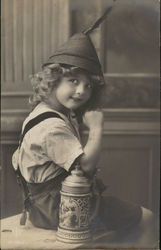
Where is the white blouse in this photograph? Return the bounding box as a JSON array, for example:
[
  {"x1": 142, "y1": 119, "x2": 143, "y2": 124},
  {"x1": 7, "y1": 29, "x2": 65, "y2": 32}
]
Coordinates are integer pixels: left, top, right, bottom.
[{"x1": 12, "y1": 102, "x2": 83, "y2": 183}]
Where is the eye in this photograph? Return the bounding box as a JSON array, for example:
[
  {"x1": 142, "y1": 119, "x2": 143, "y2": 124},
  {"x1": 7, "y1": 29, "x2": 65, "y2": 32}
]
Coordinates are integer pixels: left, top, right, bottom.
[
  {"x1": 69, "y1": 78, "x2": 79, "y2": 85},
  {"x1": 86, "y1": 83, "x2": 92, "y2": 89}
]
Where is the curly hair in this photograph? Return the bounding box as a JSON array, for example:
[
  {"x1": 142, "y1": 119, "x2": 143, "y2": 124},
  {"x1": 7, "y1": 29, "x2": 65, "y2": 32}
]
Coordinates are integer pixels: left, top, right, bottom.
[{"x1": 29, "y1": 63, "x2": 105, "y2": 118}]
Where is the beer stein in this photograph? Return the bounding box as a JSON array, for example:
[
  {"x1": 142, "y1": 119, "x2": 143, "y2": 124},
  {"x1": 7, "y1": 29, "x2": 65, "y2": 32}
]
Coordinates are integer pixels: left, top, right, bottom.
[{"x1": 57, "y1": 165, "x2": 93, "y2": 243}]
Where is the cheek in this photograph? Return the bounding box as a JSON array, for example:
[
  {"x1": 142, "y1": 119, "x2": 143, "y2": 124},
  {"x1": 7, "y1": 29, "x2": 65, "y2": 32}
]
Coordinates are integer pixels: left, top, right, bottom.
[{"x1": 56, "y1": 84, "x2": 73, "y2": 98}]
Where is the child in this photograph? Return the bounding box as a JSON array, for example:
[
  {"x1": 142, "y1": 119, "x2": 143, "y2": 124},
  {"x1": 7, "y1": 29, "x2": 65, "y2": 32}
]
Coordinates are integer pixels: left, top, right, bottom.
[{"x1": 12, "y1": 11, "x2": 156, "y2": 246}]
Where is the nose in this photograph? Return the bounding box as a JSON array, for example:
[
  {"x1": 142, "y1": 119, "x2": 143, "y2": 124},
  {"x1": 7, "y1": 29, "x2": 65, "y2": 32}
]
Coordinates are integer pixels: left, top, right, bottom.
[{"x1": 75, "y1": 83, "x2": 85, "y2": 95}]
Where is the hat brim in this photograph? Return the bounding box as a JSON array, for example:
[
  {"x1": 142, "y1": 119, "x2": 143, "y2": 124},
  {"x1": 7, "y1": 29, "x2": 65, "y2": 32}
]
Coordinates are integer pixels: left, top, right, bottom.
[{"x1": 42, "y1": 54, "x2": 103, "y2": 76}]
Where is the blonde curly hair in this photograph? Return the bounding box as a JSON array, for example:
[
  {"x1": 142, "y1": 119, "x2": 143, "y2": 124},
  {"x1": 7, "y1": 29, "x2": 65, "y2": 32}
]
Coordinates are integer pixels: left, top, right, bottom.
[{"x1": 29, "y1": 63, "x2": 105, "y2": 115}]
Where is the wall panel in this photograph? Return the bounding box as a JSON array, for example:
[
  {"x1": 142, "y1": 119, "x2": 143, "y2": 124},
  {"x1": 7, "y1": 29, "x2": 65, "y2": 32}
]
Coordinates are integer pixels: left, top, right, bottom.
[
  {"x1": 23, "y1": 0, "x2": 34, "y2": 79},
  {"x1": 1, "y1": 0, "x2": 5, "y2": 82},
  {"x1": 1, "y1": 0, "x2": 70, "y2": 93},
  {"x1": 3, "y1": 0, "x2": 14, "y2": 82},
  {"x1": 13, "y1": 0, "x2": 24, "y2": 81},
  {"x1": 98, "y1": 136, "x2": 160, "y2": 214}
]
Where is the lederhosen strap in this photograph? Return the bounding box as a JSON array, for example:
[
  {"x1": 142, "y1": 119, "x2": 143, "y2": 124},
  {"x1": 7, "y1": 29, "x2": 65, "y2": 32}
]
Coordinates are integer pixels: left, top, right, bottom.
[
  {"x1": 19, "y1": 112, "x2": 64, "y2": 148},
  {"x1": 15, "y1": 111, "x2": 65, "y2": 225}
]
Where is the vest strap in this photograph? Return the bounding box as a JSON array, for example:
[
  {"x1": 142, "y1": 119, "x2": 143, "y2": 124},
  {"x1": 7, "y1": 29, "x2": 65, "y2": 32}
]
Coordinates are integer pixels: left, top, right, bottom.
[{"x1": 19, "y1": 111, "x2": 63, "y2": 148}]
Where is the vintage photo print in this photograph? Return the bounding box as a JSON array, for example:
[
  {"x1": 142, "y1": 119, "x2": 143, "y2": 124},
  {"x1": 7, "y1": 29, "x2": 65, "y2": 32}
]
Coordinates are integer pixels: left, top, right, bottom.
[{"x1": 1, "y1": 0, "x2": 160, "y2": 249}]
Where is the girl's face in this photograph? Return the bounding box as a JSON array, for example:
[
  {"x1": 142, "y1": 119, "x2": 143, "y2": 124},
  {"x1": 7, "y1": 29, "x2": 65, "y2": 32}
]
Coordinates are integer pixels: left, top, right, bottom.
[{"x1": 49, "y1": 73, "x2": 92, "y2": 112}]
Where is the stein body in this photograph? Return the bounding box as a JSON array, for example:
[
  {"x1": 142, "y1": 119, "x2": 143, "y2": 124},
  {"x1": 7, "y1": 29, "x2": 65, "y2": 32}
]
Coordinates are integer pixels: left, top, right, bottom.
[{"x1": 57, "y1": 165, "x2": 92, "y2": 243}]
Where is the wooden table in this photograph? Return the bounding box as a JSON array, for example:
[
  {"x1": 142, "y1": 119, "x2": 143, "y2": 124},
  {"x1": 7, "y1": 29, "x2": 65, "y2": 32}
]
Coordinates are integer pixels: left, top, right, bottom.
[
  {"x1": 0, "y1": 214, "x2": 146, "y2": 249},
  {"x1": 1, "y1": 214, "x2": 118, "y2": 250}
]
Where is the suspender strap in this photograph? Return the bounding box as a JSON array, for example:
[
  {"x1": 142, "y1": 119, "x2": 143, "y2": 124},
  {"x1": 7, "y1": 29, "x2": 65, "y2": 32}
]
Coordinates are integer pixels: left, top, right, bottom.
[
  {"x1": 19, "y1": 111, "x2": 63, "y2": 148},
  {"x1": 16, "y1": 111, "x2": 64, "y2": 225}
]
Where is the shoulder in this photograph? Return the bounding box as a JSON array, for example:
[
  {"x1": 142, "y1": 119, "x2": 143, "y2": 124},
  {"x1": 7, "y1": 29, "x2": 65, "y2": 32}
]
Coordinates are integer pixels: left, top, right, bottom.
[{"x1": 22, "y1": 102, "x2": 67, "y2": 130}]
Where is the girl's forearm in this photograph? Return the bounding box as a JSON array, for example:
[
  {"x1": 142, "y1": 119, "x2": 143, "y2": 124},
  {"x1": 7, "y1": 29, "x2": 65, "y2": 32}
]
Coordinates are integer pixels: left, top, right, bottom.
[{"x1": 80, "y1": 127, "x2": 102, "y2": 174}]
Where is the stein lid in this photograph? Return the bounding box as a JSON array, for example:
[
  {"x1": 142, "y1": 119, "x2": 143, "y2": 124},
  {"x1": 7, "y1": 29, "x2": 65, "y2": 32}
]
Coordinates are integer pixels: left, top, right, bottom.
[{"x1": 61, "y1": 165, "x2": 91, "y2": 194}]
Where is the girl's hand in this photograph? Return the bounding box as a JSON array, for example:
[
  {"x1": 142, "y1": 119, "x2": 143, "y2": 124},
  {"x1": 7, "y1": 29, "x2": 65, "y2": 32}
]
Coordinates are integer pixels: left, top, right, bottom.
[{"x1": 83, "y1": 110, "x2": 104, "y2": 130}]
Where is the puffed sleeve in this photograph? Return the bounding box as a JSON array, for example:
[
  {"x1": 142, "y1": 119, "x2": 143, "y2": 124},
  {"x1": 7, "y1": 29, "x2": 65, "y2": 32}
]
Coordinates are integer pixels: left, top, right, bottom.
[{"x1": 45, "y1": 122, "x2": 84, "y2": 172}]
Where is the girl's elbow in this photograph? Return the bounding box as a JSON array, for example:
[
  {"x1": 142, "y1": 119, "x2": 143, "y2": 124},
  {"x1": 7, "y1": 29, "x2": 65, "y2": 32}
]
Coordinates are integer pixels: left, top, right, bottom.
[
  {"x1": 80, "y1": 155, "x2": 96, "y2": 174},
  {"x1": 81, "y1": 164, "x2": 90, "y2": 173},
  {"x1": 80, "y1": 162, "x2": 95, "y2": 176}
]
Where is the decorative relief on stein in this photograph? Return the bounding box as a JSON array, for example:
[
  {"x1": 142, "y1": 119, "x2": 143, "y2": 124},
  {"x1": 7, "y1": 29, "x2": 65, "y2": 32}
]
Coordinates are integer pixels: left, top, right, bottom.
[{"x1": 59, "y1": 194, "x2": 91, "y2": 230}]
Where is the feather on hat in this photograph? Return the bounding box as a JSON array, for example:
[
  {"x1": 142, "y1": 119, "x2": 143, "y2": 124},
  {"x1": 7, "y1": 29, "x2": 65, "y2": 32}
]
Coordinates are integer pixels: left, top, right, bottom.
[{"x1": 42, "y1": 6, "x2": 114, "y2": 83}]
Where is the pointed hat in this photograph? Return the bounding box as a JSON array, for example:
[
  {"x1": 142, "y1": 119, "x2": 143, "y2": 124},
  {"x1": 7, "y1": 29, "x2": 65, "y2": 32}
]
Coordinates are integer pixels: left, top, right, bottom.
[{"x1": 42, "y1": 6, "x2": 113, "y2": 78}]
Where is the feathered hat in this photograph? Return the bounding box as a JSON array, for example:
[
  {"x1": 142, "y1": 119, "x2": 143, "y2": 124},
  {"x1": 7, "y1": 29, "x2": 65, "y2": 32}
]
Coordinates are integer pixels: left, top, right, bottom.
[{"x1": 42, "y1": 6, "x2": 114, "y2": 83}]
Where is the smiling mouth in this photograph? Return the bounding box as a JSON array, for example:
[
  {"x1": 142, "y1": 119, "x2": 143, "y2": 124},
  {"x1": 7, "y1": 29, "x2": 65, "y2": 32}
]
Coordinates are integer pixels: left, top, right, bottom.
[{"x1": 70, "y1": 97, "x2": 83, "y2": 102}]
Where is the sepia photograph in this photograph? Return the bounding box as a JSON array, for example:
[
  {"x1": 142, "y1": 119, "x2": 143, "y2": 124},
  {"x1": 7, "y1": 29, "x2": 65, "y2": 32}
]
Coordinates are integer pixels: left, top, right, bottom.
[{"x1": 1, "y1": 0, "x2": 160, "y2": 249}]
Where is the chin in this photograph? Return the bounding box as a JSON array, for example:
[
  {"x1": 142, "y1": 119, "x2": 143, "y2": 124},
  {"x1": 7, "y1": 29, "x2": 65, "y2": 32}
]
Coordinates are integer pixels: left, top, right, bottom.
[
  {"x1": 65, "y1": 103, "x2": 82, "y2": 110},
  {"x1": 71, "y1": 104, "x2": 83, "y2": 110}
]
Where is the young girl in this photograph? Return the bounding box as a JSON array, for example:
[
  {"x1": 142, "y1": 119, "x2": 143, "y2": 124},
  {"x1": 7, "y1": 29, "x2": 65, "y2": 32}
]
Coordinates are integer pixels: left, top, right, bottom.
[{"x1": 12, "y1": 27, "x2": 156, "y2": 245}]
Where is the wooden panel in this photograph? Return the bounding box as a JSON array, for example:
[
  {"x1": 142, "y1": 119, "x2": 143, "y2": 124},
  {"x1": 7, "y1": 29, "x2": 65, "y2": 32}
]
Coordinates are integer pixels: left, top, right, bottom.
[
  {"x1": 57, "y1": 0, "x2": 70, "y2": 45},
  {"x1": 33, "y1": 0, "x2": 43, "y2": 73},
  {"x1": 1, "y1": 0, "x2": 5, "y2": 82},
  {"x1": 98, "y1": 135, "x2": 160, "y2": 214},
  {"x1": 1, "y1": 145, "x2": 23, "y2": 218},
  {"x1": 13, "y1": 0, "x2": 24, "y2": 81},
  {"x1": 1, "y1": 0, "x2": 71, "y2": 87},
  {"x1": 50, "y1": 0, "x2": 59, "y2": 52},
  {"x1": 23, "y1": 0, "x2": 34, "y2": 79},
  {"x1": 42, "y1": 0, "x2": 52, "y2": 62},
  {"x1": 1, "y1": 109, "x2": 160, "y2": 140},
  {"x1": 3, "y1": 0, "x2": 14, "y2": 82}
]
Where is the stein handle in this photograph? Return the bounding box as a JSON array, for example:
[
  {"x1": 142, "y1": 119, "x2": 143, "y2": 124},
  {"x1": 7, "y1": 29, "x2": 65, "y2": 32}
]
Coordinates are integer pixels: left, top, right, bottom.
[
  {"x1": 89, "y1": 193, "x2": 101, "y2": 223},
  {"x1": 89, "y1": 177, "x2": 107, "y2": 223}
]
